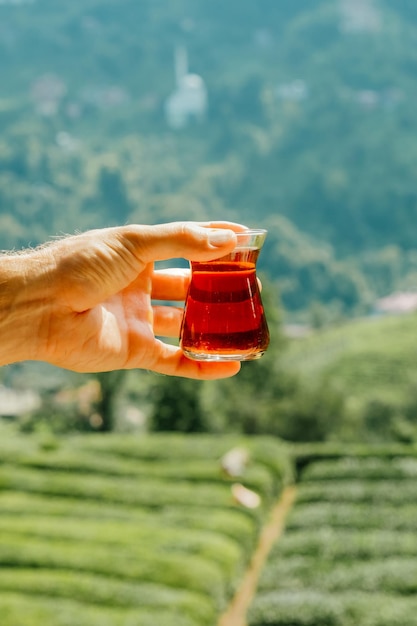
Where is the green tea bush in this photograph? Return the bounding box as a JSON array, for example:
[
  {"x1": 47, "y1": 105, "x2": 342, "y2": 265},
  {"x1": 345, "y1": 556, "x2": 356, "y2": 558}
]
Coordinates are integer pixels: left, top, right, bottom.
[
  {"x1": 248, "y1": 590, "x2": 345, "y2": 626},
  {"x1": 0, "y1": 591, "x2": 200, "y2": 626},
  {"x1": 0, "y1": 533, "x2": 227, "y2": 607},
  {"x1": 0, "y1": 491, "x2": 257, "y2": 547},
  {"x1": 249, "y1": 451, "x2": 417, "y2": 626},
  {"x1": 257, "y1": 556, "x2": 417, "y2": 595},
  {"x1": 248, "y1": 590, "x2": 417, "y2": 626},
  {"x1": 0, "y1": 515, "x2": 244, "y2": 578},
  {"x1": 0, "y1": 432, "x2": 291, "y2": 625},
  {"x1": 0, "y1": 447, "x2": 275, "y2": 496},
  {"x1": 296, "y1": 479, "x2": 417, "y2": 505},
  {"x1": 73, "y1": 432, "x2": 248, "y2": 460},
  {"x1": 292, "y1": 443, "x2": 417, "y2": 473},
  {"x1": 74, "y1": 433, "x2": 292, "y2": 485},
  {"x1": 273, "y1": 528, "x2": 417, "y2": 560},
  {"x1": 0, "y1": 464, "x2": 246, "y2": 510},
  {"x1": 301, "y1": 457, "x2": 417, "y2": 481},
  {"x1": 0, "y1": 569, "x2": 216, "y2": 625},
  {"x1": 286, "y1": 502, "x2": 417, "y2": 531}
]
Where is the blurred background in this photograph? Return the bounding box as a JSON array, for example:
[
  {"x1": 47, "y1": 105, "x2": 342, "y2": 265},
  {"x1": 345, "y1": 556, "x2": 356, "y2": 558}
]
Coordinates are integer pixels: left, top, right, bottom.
[
  {"x1": 2, "y1": 0, "x2": 417, "y2": 444},
  {"x1": 4, "y1": 3, "x2": 417, "y2": 626}
]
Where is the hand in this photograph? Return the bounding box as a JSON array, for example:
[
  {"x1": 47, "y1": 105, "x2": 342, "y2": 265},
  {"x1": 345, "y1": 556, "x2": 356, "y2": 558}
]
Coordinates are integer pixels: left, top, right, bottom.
[{"x1": 0, "y1": 222, "x2": 245, "y2": 379}]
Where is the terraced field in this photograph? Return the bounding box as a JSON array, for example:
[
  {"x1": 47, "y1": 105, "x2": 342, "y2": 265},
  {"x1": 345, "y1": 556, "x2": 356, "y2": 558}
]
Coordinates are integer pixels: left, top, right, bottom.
[
  {"x1": 249, "y1": 448, "x2": 417, "y2": 626},
  {"x1": 5, "y1": 428, "x2": 417, "y2": 626},
  {"x1": 0, "y1": 429, "x2": 291, "y2": 626},
  {"x1": 283, "y1": 314, "x2": 417, "y2": 408}
]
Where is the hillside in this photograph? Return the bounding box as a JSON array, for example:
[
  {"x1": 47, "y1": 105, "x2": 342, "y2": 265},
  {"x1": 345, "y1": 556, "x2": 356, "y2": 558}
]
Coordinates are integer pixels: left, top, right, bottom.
[
  {"x1": 1, "y1": 0, "x2": 417, "y2": 316},
  {"x1": 0, "y1": 427, "x2": 292, "y2": 626},
  {"x1": 283, "y1": 310, "x2": 417, "y2": 440},
  {"x1": 3, "y1": 427, "x2": 417, "y2": 625}
]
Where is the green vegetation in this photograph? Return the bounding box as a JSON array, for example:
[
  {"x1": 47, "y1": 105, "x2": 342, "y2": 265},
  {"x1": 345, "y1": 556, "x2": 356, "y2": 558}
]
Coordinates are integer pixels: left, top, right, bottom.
[
  {"x1": 0, "y1": 428, "x2": 292, "y2": 625},
  {"x1": 4, "y1": 432, "x2": 417, "y2": 626},
  {"x1": 3, "y1": 0, "x2": 417, "y2": 444},
  {"x1": 2, "y1": 0, "x2": 417, "y2": 318},
  {"x1": 4, "y1": 2, "x2": 417, "y2": 622},
  {"x1": 282, "y1": 312, "x2": 417, "y2": 442},
  {"x1": 249, "y1": 446, "x2": 417, "y2": 626}
]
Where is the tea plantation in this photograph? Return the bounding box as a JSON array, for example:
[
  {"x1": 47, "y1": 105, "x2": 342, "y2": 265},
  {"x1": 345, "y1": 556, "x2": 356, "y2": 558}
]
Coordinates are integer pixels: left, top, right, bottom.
[
  {"x1": 4, "y1": 428, "x2": 417, "y2": 626},
  {"x1": 0, "y1": 428, "x2": 292, "y2": 626},
  {"x1": 249, "y1": 444, "x2": 417, "y2": 626}
]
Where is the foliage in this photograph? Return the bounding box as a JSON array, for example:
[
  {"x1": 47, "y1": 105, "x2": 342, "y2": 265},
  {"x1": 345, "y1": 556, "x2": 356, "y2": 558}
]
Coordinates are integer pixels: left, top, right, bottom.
[
  {"x1": 0, "y1": 429, "x2": 291, "y2": 625},
  {"x1": 3, "y1": 0, "x2": 417, "y2": 318},
  {"x1": 249, "y1": 590, "x2": 417, "y2": 626},
  {"x1": 150, "y1": 375, "x2": 208, "y2": 432},
  {"x1": 283, "y1": 312, "x2": 417, "y2": 442},
  {"x1": 0, "y1": 592, "x2": 201, "y2": 626},
  {"x1": 300, "y1": 456, "x2": 417, "y2": 482},
  {"x1": 5, "y1": 0, "x2": 417, "y2": 441},
  {"x1": 249, "y1": 447, "x2": 417, "y2": 626}
]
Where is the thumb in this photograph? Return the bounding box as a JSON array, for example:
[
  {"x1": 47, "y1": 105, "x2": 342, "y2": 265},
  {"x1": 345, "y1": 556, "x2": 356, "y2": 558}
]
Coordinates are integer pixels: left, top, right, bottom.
[{"x1": 125, "y1": 221, "x2": 244, "y2": 264}]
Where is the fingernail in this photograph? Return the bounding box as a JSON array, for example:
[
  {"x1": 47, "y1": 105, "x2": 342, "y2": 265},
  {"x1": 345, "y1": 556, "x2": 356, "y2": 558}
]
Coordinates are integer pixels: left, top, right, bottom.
[{"x1": 208, "y1": 229, "x2": 235, "y2": 247}]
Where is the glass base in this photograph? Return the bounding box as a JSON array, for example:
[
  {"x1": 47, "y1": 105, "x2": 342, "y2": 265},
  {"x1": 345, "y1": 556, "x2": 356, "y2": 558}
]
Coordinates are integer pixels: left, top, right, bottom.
[{"x1": 182, "y1": 349, "x2": 266, "y2": 362}]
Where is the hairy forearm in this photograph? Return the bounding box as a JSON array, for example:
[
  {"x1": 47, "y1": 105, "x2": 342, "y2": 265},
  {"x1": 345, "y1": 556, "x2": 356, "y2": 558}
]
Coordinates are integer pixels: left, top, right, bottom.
[{"x1": 0, "y1": 249, "x2": 57, "y2": 366}]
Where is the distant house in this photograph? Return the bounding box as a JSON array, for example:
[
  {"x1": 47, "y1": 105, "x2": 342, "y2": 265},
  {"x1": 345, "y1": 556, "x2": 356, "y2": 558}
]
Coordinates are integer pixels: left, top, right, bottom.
[
  {"x1": 79, "y1": 85, "x2": 129, "y2": 110},
  {"x1": 275, "y1": 79, "x2": 308, "y2": 103},
  {"x1": 0, "y1": 385, "x2": 40, "y2": 418},
  {"x1": 165, "y1": 46, "x2": 208, "y2": 130},
  {"x1": 374, "y1": 292, "x2": 417, "y2": 315},
  {"x1": 339, "y1": 0, "x2": 381, "y2": 33},
  {"x1": 30, "y1": 73, "x2": 67, "y2": 117},
  {"x1": 283, "y1": 324, "x2": 312, "y2": 339}
]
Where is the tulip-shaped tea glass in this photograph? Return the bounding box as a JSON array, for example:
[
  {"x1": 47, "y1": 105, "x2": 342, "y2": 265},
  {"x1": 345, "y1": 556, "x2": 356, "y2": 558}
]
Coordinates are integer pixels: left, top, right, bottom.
[{"x1": 180, "y1": 229, "x2": 270, "y2": 361}]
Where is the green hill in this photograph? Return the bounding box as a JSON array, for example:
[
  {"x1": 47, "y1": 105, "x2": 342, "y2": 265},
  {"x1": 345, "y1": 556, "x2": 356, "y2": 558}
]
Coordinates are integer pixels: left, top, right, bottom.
[
  {"x1": 250, "y1": 447, "x2": 417, "y2": 626},
  {"x1": 283, "y1": 311, "x2": 417, "y2": 437},
  {"x1": 2, "y1": 0, "x2": 417, "y2": 316},
  {"x1": 0, "y1": 428, "x2": 292, "y2": 626}
]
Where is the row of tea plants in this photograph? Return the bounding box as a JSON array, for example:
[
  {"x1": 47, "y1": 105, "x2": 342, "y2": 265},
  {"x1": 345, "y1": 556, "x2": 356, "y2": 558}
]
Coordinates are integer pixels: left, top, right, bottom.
[
  {"x1": 0, "y1": 427, "x2": 291, "y2": 626},
  {"x1": 249, "y1": 444, "x2": 417, "y2": 626}
]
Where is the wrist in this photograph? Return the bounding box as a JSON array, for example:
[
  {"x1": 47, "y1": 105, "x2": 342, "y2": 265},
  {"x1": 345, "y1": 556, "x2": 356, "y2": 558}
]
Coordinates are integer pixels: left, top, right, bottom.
[{"x1": 0, "y1": 248, "x2": 57, "y2": 366}]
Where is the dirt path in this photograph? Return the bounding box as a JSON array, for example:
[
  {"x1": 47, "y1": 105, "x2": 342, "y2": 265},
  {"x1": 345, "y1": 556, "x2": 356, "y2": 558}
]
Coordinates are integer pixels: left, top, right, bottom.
[{"x1": 217, "y1": 485, "x2": 296, "y2": 626}]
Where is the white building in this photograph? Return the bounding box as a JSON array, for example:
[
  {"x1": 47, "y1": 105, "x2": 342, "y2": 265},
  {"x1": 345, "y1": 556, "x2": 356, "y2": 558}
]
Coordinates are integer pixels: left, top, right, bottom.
[
  {"x1": 30, "y1": 73, "x2": 67, "y2": 117},
  {"x1": 0, "y1": 385, "x2": 41, "y2": 417},
  {"x1": 375, "y1": 292, "x2": 417, "y2": 315},
  {"x1": 339, "y1": 0, "x2": 381, "y2": 33},
  {"x1": 165, "y1": 46, "x2": 208, "y2": 130}
]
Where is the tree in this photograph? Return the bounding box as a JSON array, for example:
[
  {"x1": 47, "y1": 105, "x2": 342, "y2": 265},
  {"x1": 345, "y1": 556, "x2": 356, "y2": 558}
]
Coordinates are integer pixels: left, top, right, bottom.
[
  {"x1": 94, "y1": 370, "x2": 127, "y2": 432},
  {"x1": 97, "y1": 166, "x2": 131, "y2": 223},
  {"x1": 150, "y1": 375, "x2": 208, "y2": 433}
]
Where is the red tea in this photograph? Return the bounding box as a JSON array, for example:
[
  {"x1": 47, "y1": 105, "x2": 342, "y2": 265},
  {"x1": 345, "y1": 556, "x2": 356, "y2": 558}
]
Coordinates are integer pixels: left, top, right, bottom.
[{"x1": 180, "y1": 248, "x2": 270, "y2": 361}]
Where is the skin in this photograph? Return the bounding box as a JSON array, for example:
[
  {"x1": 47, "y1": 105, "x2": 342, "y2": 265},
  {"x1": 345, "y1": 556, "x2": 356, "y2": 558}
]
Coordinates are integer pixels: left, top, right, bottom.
[{"x1": 0, "y1": 221, "x2": 246, "y2": 379}]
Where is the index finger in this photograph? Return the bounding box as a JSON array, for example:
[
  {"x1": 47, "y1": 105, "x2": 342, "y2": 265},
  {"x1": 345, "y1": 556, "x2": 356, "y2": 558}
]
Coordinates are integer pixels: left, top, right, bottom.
[{"x1": 152, "y1": 268, "x2": 190, "y2": 301}]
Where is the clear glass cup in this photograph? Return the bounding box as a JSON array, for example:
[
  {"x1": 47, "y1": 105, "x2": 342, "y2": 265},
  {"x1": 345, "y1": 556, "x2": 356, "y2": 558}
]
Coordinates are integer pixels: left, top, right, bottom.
[{"x1": 180, "y1": 228, "x2": 270, "y2": 361}]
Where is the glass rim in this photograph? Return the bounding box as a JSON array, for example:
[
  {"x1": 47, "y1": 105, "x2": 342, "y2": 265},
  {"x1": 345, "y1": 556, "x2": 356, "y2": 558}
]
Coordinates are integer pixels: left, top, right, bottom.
[{"x1": 235, "y1": 228, "x2": 267, "y2": 237}]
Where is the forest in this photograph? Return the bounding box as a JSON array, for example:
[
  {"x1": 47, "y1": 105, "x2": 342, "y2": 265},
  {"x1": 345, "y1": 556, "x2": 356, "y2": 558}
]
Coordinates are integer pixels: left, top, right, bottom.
[{"x1": 2, "y1": 0, "x2": 417, "y2": 318}]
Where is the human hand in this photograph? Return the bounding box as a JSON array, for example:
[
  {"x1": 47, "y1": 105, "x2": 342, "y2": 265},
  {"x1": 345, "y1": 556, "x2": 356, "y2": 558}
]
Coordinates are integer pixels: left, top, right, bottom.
[{"x1": 0, "y1": 222, "x2": 245, "y2": 379}]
